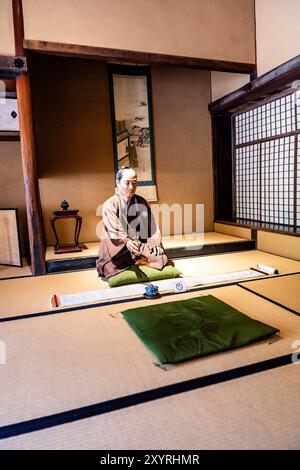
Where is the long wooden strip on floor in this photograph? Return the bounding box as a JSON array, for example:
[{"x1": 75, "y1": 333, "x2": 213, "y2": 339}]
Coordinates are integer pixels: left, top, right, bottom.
[
  {"x1": 0, "y1": 286, "x2": 299, "y2": 429},
  {"x1": 1, "y1": 362, "x2": 299, "y2": 449}
]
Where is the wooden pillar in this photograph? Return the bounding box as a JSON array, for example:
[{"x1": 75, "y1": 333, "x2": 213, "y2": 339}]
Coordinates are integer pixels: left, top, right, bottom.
[{"x1": 12, "y1": 0, "x2": 46, "y2": 275}]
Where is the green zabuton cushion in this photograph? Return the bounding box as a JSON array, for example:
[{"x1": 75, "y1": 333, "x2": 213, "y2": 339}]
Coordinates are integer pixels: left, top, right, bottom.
[
  {"x1": 108, "y1": 264, "x2": 182, "y2": 287},
  {"x1": 108, "y1": 266, "x2": 148, "y2": 287},
  {"x1": 122, "y1": 295, "x2": 279, "y2": 364},
  {"x1": 138, "y1": 264, "x2": 182, "y2": 281}
]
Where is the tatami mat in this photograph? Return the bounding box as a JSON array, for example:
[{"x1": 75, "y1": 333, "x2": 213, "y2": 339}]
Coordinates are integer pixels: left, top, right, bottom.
[
  {"x1": 1, "y1": 363, "x2": 299, "y2": 449},
  {"x1": 1, "y1": 250, "x2": 300, "y2": 320},
  {"x1": 0, "y1": 269, "x2": 106, "y2": 318},
  {"x1": 0, "y1": 258, "x2": 31, "y2": 280},
  {"x1": 240, "y1": 273, "x2": 300, "y2": 313},
  {"x1": 173, "y1": 249, "x2": 300, "y2": 278},
  {"x1": 0, "y1": 285, "x2": 299, "y2": 430},
  {"x1": 162, "y1": 231, "x2": 247, "y2": 248},
  {"x1": 45, "y1": 243, "x2": 98, "y2": 261}
]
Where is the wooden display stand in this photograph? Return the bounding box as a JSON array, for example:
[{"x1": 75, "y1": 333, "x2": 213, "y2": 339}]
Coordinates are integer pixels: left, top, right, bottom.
[{"x1": 50, "y1": 205, "x2": 87, "y2": 255}]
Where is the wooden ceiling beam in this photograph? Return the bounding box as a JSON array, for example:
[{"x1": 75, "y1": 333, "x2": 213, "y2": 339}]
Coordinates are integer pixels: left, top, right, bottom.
[{"x1": 24, "y1": 39, "x2": 256, "y2": 75}]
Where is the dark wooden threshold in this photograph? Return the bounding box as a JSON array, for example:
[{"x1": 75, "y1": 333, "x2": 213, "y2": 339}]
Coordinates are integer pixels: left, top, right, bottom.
[
  {"x1": 0, "y1": 131, "x2": 20, "y2": 141},
  {"x1": 209, "y1": 55, "x2": 300, "y2": 114},
  {"x1": 47, "y1": 256, "x2": 97, "y2": 274},
  {"x1": 215, "y1": 220, "x2": 300, "y2": 238},
  {"x1": 24, "y1": 39, "x2": 255, "y2": 74},
  {"x1": 165, "y1": 241, "x2": 255, "y2": 259},
  {"x1": 46, "y1": 240, "x2": 256, "y2": 273}
]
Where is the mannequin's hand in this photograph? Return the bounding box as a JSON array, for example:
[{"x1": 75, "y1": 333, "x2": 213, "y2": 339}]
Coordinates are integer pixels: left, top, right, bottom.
[
  {"x1": 126, "y1": 239, "x2": 141, "y2": 255},
  {"x1": 150, "y1": 246, "x2": 164, "y2": 256}
]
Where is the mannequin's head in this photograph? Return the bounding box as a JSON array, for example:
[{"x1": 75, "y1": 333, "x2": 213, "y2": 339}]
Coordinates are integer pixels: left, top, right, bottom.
[{"x1": 116, "y1": 167, "x2": 137, "y2": 200}]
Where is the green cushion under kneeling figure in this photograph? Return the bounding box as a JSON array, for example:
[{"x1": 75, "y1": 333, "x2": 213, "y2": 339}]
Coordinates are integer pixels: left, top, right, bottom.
[
  {"x1": 108, "y1": 265, "x2": 148, "y2": 288},
  {"x1": 107, "y1": 261, "x2": 182, "y2": 287},
  {"x1": 138, "y1": 262, "x2": 182, "y2": 282}
]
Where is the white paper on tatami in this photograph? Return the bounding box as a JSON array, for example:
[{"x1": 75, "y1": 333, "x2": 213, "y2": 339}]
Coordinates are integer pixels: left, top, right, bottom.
[{"x1": 52, "y1": 268, "x2": 270, "y2": 308}]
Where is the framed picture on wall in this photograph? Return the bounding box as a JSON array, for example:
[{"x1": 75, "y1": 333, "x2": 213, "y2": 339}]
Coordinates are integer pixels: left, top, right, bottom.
[
  {"x1": 0, "y1": 208, "x2": 22, "y2": 267},
  {"x1": 108, "y1": 64, "x2": 158, "y2": 201}
]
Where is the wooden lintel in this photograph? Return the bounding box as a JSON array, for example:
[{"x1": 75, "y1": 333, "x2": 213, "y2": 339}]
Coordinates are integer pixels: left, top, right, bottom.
[
  {"x1": 0, "y1": 55, "x2": 27, "y2": 78},
  {"x1": 209, "y1": 54, "x2": 300, "y2": 114},
  {"x1": 23, "y1": 39, "x2": 255, "y2": 75}
]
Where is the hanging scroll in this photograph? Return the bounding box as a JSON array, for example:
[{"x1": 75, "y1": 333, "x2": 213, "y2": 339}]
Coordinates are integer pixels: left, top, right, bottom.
[{"x1": 109, "y1": 65, "x2": 158, "y2": 201}]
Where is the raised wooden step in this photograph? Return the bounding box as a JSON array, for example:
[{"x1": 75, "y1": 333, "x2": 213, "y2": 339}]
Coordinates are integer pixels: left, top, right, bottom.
[{"x1": 45, "y1": 233, "x2": 256, "y2": 274}]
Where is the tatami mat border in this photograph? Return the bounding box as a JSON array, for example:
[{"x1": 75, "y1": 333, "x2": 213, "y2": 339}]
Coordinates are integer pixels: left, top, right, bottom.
[
  {"x1": 0, "y1": 354, "x2": 293, "y2": 440},
  {"x1": 237, "y1": 283, "x2": 300, "y2": 316}
]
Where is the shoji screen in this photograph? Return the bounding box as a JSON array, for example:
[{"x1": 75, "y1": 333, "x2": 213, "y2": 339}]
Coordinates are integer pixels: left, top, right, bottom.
[{"x1": 234, "y1": 90, "x2": 300, "y2": 231}]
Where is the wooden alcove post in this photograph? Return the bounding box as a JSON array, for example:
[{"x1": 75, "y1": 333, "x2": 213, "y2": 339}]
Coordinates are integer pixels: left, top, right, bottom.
[{"x1": 12, "y1": 0, "x2": 46, "y2": 275}]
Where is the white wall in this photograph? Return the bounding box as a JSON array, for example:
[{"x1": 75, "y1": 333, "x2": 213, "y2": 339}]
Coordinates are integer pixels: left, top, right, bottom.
[
  {"x1": 255, "y1": 0, "x2": 300, "y2": 76},
  {"x1": 0, "y1": 0, "x2": 15, "y2": 55},
  {"x1": 257, "y1": 231, "x2": 300, "y2": 262},
  {"x1": 16, "y1": 0, "x2": 255, "y2": 64},
  {"x1": 211, "y1": 72, "x2": 250, "y2": 101},
  {"x1": 210, "y1": 0, "x2": 300, "y2": 102}
]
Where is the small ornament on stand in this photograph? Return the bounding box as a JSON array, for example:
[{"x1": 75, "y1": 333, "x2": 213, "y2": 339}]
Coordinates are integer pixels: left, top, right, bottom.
[
  {"x1": 61, "y1": 200, "x2": 69, "y2": 211},
  {"x1": 53, "y1": 200, "x2": 78, "y2": 217}
]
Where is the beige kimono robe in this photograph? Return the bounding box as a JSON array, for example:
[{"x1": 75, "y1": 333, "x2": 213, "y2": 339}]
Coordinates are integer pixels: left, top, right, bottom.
[{"x1": 96, "y1": 193, "x2": 168, "y2": 279}]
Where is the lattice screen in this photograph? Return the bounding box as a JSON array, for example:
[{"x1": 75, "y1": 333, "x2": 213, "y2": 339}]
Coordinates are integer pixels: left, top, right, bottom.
[{"x1": 234, "y1": 90, "x2": 300, "y2": 230}]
